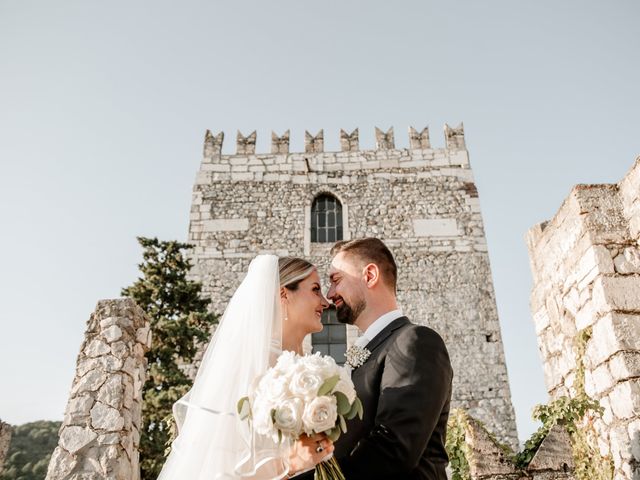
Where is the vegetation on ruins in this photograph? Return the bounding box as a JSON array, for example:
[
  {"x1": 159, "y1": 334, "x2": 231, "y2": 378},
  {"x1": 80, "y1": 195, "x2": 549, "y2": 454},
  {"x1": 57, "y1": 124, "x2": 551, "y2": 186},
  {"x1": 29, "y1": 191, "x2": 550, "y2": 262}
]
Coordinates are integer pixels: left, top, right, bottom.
[
  {"x1": 0, "y1": 421, "x2": 61, "y2": 480},
  {"x1": 122, "y1": 237, "x2": 217, "y2": 479},
  {"x1": 446, "y1": 326, "x2": 614, "y2": 480},
  {"x1": 445, "y1": 409, "x2": 472, "y2": 480}
]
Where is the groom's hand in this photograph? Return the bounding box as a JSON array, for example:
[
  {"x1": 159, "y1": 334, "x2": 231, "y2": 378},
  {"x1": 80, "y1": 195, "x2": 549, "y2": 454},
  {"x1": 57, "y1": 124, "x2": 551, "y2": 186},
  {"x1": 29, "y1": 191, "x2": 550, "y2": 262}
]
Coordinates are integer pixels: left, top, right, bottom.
[{"x1": 288, "y1": 433, "x2": 334, "y2": 476}]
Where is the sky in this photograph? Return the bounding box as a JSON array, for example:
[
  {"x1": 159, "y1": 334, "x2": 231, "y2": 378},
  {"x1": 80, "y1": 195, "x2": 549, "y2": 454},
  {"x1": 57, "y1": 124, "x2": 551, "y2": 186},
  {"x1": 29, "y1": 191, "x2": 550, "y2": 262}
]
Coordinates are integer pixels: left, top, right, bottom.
[{"x1": 0, "y1": 0, "x2": 639, "y2": 443}]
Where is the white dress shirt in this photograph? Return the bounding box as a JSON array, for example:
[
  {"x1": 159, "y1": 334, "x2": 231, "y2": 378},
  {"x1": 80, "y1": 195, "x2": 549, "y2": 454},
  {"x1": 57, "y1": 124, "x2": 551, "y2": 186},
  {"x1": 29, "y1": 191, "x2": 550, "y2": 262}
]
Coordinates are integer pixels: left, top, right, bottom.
[{"x1": 355, "y1": 308, "x2": 404, "y2": 348}]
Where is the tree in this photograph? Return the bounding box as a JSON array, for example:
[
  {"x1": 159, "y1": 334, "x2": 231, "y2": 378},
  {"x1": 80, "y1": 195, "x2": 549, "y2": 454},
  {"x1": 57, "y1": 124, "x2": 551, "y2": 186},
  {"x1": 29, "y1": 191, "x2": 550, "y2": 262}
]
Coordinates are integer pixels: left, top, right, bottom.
[
  {"x1": 122, "y1": 237, "x2": 217, "y2": 479},
  {"x1": 0, "y1": 421, "x2": 61, "y2": 480}
]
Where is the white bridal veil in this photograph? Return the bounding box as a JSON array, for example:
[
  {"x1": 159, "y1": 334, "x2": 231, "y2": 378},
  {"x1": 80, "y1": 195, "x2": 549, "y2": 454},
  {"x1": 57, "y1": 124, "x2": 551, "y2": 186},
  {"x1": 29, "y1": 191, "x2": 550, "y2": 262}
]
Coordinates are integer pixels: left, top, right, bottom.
[{"x1": 158, "y1": 255, "x2": 291, "y2": 480}]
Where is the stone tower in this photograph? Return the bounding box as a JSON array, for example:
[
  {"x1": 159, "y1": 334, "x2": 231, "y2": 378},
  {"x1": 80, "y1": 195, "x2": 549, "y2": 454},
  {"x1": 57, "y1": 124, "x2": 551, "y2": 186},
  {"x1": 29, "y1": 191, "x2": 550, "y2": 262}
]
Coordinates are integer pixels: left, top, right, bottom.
[{"x1": 187, "y1": 124, "x2": 518, "y2": 447}]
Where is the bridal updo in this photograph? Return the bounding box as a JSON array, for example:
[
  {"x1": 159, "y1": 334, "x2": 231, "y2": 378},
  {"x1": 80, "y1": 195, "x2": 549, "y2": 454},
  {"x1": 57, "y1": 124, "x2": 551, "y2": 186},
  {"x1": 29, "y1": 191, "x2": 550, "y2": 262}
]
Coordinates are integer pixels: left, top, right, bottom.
[{"x1": 279, "y1": 257, "x2": 315, "y2": 290}]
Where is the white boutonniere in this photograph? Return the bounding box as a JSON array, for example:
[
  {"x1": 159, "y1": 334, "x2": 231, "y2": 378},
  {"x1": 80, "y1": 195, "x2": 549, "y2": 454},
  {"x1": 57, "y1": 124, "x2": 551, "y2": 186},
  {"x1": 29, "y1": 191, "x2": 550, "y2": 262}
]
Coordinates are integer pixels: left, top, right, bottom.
[{"x1": 345, "y1": 345, "x2": 371, "y2": 369}]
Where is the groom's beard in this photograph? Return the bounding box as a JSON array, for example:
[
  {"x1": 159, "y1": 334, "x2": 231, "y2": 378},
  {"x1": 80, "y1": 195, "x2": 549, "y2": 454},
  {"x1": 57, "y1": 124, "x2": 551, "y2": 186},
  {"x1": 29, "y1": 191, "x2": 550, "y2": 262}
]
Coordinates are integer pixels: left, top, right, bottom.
[{"x1": 336, "y1": 296, "x2": 366, "y2": 325}]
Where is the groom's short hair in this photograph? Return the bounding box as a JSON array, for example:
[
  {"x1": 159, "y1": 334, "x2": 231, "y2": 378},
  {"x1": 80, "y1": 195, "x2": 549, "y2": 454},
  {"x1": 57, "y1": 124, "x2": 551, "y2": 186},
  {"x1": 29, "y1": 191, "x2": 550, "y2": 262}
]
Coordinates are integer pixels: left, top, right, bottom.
[{"x1": 330, "y1": 238, "x2": 397, "y2": 292}]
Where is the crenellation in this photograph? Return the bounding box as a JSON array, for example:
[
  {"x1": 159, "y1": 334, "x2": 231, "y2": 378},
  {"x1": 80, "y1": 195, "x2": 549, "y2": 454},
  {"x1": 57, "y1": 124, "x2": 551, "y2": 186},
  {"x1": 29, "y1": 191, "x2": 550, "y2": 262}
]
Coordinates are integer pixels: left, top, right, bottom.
[
  {"x1": 374, "y1": 127, "x2": 395, "y2": 149},
  {"x1": 305, "y1": 130, "x2": 324, "y2": 153},
  {"x1": 408, "y1": 126, "x2": 430, "y2": 149},
  {"x1": 236, "y1": 130, "x2": 256, "y2": 154},
  {"x1": 340, "y1": 128, "x2": 359, "y2": 151},
  {"x1": 203, "y1": 130, "x2": 223, "y2": 159},
  {"x1": 444, "y1": 122, "x2": 465, "y2": 150},
  {"x1": 271, "y1": 130, "x2": 290, "y2": 154}
]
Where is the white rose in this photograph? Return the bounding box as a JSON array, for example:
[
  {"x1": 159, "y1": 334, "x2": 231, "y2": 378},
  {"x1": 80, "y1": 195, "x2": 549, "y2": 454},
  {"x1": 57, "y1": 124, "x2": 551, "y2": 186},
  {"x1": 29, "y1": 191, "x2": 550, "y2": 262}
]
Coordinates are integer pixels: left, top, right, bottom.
[
  {"x1": 275, "y1": 351, "x2": 298, "y2": 374},
  {"x1": 303, "y1": 353, "x2": 337, "y2": 379},
  {"x1": 258, "y1": 371, "x2": 290, "y2": 404},
  {"x1": 273, "y1": 397, "x2": 304, "y2": 435},
  {"x1": 252, "y1": 402, "x2": 274, "y2": 436},
  {"x1": 302, "y1": 396, "x2": 338, "y2": 433},
  {"x1": 289, "y1": 369, "x2": 323, "y2": 400},
  {"x1": 333, "y1": 367, "x2": 356, "y2": 404}
]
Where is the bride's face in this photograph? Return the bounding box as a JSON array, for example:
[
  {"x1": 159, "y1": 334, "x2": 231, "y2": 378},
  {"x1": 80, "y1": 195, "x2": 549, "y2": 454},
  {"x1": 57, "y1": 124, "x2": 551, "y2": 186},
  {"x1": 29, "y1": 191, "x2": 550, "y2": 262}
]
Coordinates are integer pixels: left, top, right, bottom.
[{"x1": 283, "y1": 270, "x2": 329, "y2": 334}]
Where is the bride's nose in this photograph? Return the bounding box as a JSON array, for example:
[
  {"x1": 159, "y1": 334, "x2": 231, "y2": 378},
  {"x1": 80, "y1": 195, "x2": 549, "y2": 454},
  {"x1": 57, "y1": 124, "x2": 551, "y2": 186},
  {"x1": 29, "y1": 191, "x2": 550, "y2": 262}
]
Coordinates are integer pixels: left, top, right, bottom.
[{"x1": 320, "y1": 295, "x2": 329, "y2": 309}]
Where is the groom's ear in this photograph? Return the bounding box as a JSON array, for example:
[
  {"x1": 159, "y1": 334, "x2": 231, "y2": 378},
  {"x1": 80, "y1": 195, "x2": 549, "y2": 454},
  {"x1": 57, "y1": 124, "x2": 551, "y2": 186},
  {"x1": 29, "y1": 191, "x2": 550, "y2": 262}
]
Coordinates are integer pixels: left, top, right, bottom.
[{"x1": 363, "y1": 263, "x2": 380, "y2": 289}]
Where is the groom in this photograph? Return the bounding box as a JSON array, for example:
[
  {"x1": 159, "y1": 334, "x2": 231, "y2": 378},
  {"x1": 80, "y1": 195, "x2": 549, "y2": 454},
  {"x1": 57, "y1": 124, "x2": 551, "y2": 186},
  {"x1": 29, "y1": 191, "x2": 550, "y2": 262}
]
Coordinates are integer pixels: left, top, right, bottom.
[{"x1": 303, "y1": 238, "x2": 453, "y2": 479}]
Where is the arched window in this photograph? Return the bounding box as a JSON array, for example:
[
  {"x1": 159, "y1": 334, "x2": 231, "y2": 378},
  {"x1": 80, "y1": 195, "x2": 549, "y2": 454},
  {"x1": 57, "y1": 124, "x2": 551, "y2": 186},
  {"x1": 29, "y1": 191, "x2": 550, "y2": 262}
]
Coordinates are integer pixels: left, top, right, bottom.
[
  {"x1": 311, "y1": 194, "x2": 343, "y2": 243},
  {"x1": 312, "y1": 307, "x2": 346, "y2": 365}
]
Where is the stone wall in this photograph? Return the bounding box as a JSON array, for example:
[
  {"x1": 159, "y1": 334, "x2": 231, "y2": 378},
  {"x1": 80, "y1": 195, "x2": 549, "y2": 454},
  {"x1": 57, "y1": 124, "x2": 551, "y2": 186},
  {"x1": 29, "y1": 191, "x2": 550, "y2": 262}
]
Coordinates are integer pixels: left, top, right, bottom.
[
  {"x1": 187, "y1": 125, "x2": 519, "y2": 448},
  {"x1": 0, "y1": 421, "x2": 11, "y2": 475},
  {"x1": 527, "y1": 157, "x2": 640, "y2": 480},
  {"x1": 46, "y1": 299, "x2": 151, "y2": 480},
  {"x1": 464, "y1": 418, "x2": 575, "y2": 480}
]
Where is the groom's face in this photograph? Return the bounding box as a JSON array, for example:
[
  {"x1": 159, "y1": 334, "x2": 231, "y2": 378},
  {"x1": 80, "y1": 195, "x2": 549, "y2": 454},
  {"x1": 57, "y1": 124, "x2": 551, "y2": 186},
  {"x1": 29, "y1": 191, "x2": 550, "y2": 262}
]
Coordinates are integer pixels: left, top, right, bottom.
[{"x1": 327, "y1": 252, "x2": 367, "y2": 325}]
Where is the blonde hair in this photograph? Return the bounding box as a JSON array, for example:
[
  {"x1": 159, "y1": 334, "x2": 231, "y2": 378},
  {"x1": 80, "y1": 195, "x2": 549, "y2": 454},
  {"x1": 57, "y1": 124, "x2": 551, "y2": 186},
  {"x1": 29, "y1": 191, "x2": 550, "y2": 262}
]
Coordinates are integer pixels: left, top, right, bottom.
[{"x1": 279, "y1": 257, "x2": 315, "y2": 290}]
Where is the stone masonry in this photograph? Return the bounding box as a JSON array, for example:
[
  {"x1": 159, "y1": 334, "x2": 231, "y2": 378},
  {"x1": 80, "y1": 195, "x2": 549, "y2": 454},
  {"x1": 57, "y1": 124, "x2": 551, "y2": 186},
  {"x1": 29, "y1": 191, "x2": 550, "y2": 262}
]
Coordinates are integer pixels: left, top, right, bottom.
[
  {"x1": 187, "y1": 125, "x2": 519, "y2": 448},
  {"x1": 46, "y1": 299, "x2": 151, "y2": 480},
  {"x1": 527, "y1": 157, "x2": 640, "y2": 480},
  {"x1": 0, "y1": 421, "x2": 11, "y2": 475},
  {"x1": 465, "y1": 418, "x2": 575, "y2": 480}
]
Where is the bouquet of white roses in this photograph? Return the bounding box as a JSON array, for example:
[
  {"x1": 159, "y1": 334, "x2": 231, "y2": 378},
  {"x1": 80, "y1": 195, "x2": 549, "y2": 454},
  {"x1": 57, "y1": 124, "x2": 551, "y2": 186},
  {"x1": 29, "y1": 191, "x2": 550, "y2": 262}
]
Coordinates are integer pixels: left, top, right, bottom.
[{"x1": 237, "y1": 351, "x2": 363, "y2": 480}]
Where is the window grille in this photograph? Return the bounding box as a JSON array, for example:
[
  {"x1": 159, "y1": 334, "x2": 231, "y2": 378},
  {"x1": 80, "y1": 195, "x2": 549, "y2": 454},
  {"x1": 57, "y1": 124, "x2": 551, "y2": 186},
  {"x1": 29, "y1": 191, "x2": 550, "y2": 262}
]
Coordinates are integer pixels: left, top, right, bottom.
[{"x1": 311, "y1": 194, "x2": 343, "y2": 243}]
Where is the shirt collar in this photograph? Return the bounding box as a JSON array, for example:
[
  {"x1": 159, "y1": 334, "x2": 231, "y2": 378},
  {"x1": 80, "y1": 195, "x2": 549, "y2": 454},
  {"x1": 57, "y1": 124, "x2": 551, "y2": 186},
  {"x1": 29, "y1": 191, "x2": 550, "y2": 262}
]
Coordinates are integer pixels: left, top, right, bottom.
[{"x1": 359, "y1": 309, "x2": 404, "y2": 345}]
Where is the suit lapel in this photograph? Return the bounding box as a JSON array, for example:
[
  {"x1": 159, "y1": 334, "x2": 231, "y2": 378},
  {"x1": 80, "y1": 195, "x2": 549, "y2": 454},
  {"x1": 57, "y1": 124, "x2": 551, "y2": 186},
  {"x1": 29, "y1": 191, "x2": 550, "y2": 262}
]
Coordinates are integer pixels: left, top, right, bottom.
[{"x1": 363, "y1": 316, "x2": 410, "y2": 353}]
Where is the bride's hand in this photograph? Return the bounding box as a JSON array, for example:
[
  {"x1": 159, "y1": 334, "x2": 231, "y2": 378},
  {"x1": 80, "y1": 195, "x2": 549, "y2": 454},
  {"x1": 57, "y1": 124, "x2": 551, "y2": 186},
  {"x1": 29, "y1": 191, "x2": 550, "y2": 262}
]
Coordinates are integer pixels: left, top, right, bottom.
[{"x1": 288, "y1": 433, "x2": 335, "y2": 475}]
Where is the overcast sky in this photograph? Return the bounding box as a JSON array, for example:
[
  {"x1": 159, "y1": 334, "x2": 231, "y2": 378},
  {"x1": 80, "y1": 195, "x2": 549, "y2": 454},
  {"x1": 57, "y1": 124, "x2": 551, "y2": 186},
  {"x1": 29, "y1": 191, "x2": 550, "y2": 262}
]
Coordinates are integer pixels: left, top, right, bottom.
[{"x1": 1, "y1": 0, "x2": 638, "y2": 443}]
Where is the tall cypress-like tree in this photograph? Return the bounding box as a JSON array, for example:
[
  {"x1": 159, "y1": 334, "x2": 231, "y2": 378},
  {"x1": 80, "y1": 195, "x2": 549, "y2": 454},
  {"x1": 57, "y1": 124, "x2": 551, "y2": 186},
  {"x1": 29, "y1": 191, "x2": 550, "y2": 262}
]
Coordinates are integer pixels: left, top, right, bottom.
[{"x1": 122, "y1": 237, "x2": 217, "y2": 479}]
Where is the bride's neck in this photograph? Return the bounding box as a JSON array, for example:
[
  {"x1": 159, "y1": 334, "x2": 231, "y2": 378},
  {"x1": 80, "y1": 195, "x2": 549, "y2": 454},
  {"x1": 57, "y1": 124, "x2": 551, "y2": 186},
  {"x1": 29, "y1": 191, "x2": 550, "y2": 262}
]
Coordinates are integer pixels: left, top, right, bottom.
[
  {"x1": 282, "y1": 322, "x2": 304, "y2": 355},
  {"x1": 282, "y1": 337, "x2": 303, "y2": 355}
]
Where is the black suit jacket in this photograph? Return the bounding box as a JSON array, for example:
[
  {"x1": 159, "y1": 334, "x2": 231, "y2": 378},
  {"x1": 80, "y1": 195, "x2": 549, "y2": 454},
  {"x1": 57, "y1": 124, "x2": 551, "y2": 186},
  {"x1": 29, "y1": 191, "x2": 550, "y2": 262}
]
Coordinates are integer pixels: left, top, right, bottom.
[{"x1": 300, "y1": 317, "x2": 453, "y2": 480}]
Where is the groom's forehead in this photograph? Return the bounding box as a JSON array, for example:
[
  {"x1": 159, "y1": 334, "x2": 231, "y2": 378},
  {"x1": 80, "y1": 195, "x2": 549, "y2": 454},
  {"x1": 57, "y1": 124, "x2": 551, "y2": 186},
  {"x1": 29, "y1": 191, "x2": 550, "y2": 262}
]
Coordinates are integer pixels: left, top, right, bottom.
[{"x1": 329, "y1": 251, "x2": 355, "y2": 275}]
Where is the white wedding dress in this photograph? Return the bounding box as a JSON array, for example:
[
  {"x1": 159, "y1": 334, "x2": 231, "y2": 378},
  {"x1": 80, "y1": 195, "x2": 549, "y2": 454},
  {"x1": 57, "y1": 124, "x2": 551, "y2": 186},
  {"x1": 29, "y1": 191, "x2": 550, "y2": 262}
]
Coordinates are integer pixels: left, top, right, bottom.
[{"x1": 157, "y1": 255, "x2": 292, "y2": 480}]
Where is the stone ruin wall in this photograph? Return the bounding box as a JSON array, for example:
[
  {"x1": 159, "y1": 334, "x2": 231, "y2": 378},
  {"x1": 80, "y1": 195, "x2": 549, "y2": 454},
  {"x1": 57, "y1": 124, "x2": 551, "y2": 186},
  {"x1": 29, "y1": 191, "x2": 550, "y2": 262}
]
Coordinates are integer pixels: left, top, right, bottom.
[
  {"x1": 527, "y1": 157, "x2": 640, "y2": 480},
  {"x1": 0, "y1": 421, "x2": 11, "y2": 475},
  {"x1": 46, "y1": 299, "x2": 151, "y2": 480},
  {"x1": 464, "y1": 418, "x2": 575, "y2": 480},
  {"x1": 187, "y1": 125, "x2": 519, "y2": 448}
]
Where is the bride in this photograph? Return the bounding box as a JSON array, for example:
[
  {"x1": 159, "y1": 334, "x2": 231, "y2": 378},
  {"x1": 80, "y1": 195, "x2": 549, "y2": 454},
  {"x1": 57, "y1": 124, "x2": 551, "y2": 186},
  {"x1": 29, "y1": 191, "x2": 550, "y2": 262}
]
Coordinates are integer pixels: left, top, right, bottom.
[{"x1": 157, "y1": 255, "x2": 334, "y2": 479}]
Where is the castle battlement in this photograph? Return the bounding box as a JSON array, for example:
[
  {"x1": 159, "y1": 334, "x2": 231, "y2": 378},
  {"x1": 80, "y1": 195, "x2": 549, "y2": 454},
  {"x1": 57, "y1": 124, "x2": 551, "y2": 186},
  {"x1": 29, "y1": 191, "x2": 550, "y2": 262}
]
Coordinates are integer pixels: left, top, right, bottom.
[{"x1": 203, "y1": 124, "x2": 466, "y2": 158}]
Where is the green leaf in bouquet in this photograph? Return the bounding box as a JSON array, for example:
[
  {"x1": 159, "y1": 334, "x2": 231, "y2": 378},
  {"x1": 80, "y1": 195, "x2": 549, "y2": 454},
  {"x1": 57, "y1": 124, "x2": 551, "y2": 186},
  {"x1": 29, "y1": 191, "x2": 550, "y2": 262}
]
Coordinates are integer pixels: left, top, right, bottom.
[
  {"x1": 334, "y1": 391, "x2": 350, "y2": 415},
  {"x1": 237, "y1": 396, "x2": 250, "y2": 420},
  {"x1": 355, "y1": 397, "x2": 364, "y2": 420},
  {"x1": 345, "y1": 400, "x2": 359, "y2": 420},
  {"x1": 317, "y1": 375, "x2": 340, "y2": 396},
  {"x1": 339, "y1": 414, "x2": 347, "y2": 433},
  {"x1": 326, "y1": 425, "x2": 341, "y2": 443}
]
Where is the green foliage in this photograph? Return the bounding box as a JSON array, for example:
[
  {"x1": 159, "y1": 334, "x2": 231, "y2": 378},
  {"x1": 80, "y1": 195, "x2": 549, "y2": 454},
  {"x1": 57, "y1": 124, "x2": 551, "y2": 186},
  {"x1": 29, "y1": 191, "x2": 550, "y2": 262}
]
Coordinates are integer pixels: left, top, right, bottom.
[
  {"x1": 122, "y1": 237, "x2": 217, "y2": 479},
  {"x1": 514, "y1": 395, "x2": 602, "y2": 468},
  {"x1": 0, "y1": 421, "x2": 61, "y2": 480},
  {"x1": 445, "y1": 409, "x2": 472, "y2": 480}
]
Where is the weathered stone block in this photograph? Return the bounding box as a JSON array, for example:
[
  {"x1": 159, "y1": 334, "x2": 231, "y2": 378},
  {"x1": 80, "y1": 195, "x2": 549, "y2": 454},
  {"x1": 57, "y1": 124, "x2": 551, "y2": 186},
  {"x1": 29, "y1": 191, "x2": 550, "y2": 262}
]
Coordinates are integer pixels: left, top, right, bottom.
[
  {"x1": 527, "y1": 425, "x2": 574, "y2": 472},
  {"x1": 592, "y1": 276, "x2": 640, "y2": 314},
  {"x1": 609, "y1": 380, "x2": 640, "y2": 419}
]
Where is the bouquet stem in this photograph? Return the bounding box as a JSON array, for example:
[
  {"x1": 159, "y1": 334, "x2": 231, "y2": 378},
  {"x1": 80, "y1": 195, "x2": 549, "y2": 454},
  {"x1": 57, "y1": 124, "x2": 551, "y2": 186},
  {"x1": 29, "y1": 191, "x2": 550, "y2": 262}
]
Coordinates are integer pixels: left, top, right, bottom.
[{"x1": 314, "y1": 456, "x2": 345, "y2": 480}]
